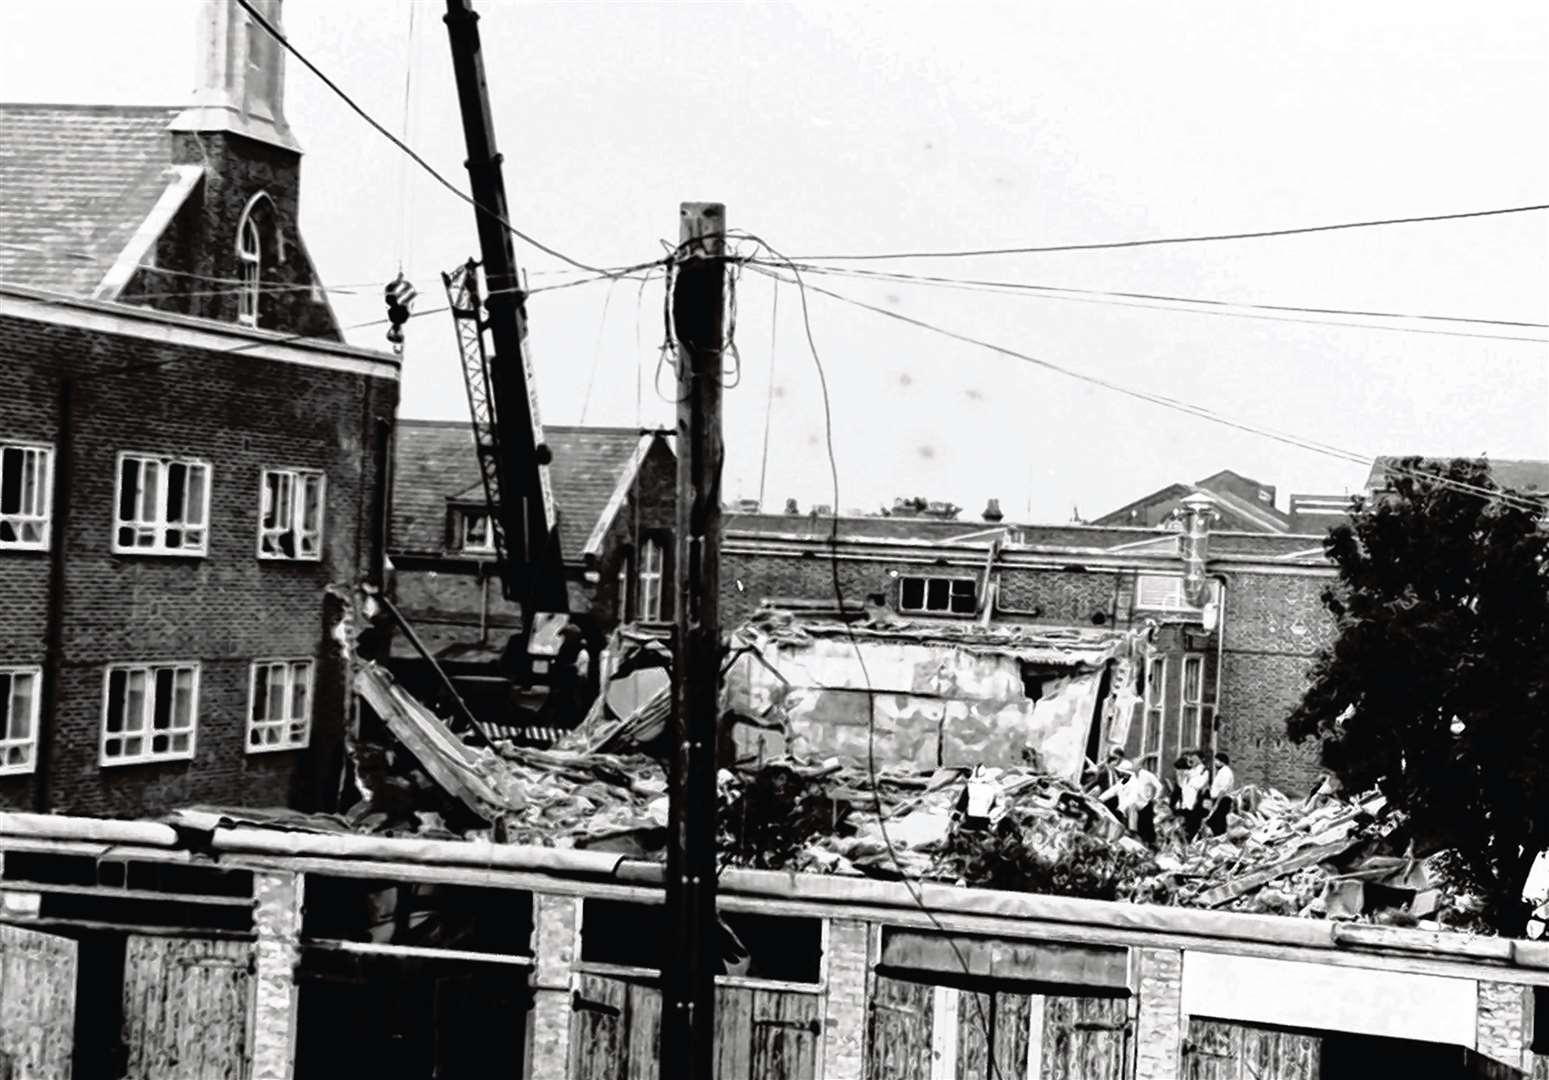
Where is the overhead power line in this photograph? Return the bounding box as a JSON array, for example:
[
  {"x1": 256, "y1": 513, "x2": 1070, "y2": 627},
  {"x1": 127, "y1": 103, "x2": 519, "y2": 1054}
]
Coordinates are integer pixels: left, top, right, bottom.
[
  {"x1": 766, "y1": 261, "x2": 1549, "y2": 342},
  {"x1": 235, "y1": 0, "x2": 630, "y2": 277},
  {"x1": 787, "y1": 203, "x2": 1549, "y2": 263},
  {"x1": 745, "y1": 260, "x2": 1547, "y2": 515}
]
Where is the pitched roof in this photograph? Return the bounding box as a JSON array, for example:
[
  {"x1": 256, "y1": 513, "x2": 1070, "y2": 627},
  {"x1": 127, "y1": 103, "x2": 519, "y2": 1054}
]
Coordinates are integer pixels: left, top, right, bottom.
[
  {"x1": 0, "y1": 104, "x2": 189, "y2": 297},
  {"x1": 391, "y1": 419, "x2": 658, "y2": 561},
  {"x1": 1366, "y1": 457, "x2": 1549, "y2": 499}
]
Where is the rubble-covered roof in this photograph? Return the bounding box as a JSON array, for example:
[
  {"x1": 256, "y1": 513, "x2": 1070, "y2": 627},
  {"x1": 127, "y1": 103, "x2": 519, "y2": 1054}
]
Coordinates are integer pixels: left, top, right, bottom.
[
  {"x1": 391, "y1": 419, "x2": 660, "y2": 562},
  {"x1": 0, "y1": 104, "x2": 187, "y2": 296},
  {"x1": 341, "y1": 658, "x2": 1496, "y2": 935}
]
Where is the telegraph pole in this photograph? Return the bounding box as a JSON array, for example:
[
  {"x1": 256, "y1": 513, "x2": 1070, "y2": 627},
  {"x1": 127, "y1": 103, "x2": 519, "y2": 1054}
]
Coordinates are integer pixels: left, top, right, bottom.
[{"x1": 662, "y1": 202, "x2": 726, "y2": 1080}]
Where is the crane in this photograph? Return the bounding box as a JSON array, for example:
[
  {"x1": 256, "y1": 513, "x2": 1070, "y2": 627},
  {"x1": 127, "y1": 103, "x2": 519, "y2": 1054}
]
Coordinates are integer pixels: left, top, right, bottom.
[{"x1": 438, "y1": 0, "x2": 570, "y2": 682}]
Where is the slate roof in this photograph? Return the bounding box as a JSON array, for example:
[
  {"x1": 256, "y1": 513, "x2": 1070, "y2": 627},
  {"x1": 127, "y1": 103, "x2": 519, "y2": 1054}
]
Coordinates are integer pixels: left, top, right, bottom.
[
  {"x1": 0, "y1": 104, "x2": 186, "y2": 296},
  {"x1": 1366, "y1": 457, "x2": 1549, "y2": 500},
  {"x1": 391, "y1": 419, "x2": 654, "y2": 561}
]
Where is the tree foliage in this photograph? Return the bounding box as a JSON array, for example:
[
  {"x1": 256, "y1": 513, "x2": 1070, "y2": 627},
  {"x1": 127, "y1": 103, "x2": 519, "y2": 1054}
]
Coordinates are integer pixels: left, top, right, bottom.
[{"x1": 1286, "y1": 457, "x2": 1549, "y2": 933}]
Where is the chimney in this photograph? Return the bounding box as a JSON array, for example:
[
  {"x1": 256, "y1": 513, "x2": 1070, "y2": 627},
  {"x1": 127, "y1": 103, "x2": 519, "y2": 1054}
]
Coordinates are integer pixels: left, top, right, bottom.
[
  {"x1": 982, "y1": 498, "x2": 1004, "y2": 523},
  {"x1": 169, "y1": 0, "x2": 302, "y2": 153},
  {"x1": 1178, "y1": 492, "x2": 1218, "y2": 608}
]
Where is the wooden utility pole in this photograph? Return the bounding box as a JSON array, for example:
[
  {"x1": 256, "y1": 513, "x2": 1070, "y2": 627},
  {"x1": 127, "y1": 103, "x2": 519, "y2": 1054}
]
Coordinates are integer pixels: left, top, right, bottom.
[{"x1": 662, "y1": 201, "x2": 727, "y2": 1080}]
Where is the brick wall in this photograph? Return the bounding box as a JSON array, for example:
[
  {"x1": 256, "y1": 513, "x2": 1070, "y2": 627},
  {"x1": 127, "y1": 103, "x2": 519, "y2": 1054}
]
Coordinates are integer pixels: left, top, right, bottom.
[
  {"x1": 117, "y1": 131, "x2": 340, "y2": 339},
  {"x1": 1134, "y1": 947, "x2": 1183, "y2": 1080},
  {"x1": 0, "y1": 309, "x2": 397, "y2": 816}
]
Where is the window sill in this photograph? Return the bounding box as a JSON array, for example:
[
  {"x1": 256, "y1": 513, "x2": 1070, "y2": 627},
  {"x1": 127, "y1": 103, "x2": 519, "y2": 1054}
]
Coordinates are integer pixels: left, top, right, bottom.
[
  {"x1": 897, "y1": 609, "x2": 979, "y2": 619},
  {"x1": 257, "y1": 553, "x2": 324, "y2": 563},
  {"x1": 245, "y1": 739, "x2": 311, "y2": 755},
  {"x1": 0, "y1": 763, "x2": 37, "y2": 777},
  {"x1": 0, "y1": 540, "x2": 50, "y2": 554},
  {"x1": 111, "y1": 546, "x2": 209, "y2": 559},
  {"x1": 99, "y1": 748, "x2": 196, "y2": 768}
]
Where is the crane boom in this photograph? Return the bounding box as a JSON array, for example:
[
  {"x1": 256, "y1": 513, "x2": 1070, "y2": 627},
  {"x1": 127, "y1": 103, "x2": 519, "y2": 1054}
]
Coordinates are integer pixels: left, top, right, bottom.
[{"x1": 441, "y1": 0, "x2": 569, "y2": 638}]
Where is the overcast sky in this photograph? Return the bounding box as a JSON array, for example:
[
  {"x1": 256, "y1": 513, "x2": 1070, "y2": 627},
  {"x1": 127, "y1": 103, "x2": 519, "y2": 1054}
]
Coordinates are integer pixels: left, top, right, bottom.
[{"x1": 4, "y1": 0, "x2": 1546, "y2": 523}]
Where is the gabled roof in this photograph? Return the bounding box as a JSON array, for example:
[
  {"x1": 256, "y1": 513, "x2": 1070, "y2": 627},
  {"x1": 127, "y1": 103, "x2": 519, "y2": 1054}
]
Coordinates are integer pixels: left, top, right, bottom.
[
  {"x1": 0, "y1": 104, "x2": 194, "y2": 297},
  {"x1": 1366, "y1": 457, "x2": 1549, "y2": 499},
  {"x1": 392, "y1": 419, "x2": 665, "y2": 562},
  {"x1": 1090, "y1": 482, "x2": 1195, "y2": 526}
]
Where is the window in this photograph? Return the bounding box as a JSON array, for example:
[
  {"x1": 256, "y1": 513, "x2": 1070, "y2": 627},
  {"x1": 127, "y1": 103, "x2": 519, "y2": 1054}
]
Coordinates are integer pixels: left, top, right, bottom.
[
  {"x1": 898, "y1": 576, "x2": 977, "y2": 615},
  {"x1": 458, "y1": 509, "x2": 495, "y2": 554},
  {"x1": 258, "y1": 468, "x2": 324, "y2": 559},
  {"x1": 247, "y1": 659, "x2": 313, "y2": 751},
  {"x1": 101, "y1": 662, "x2": 198, "y2": 765},
  {"x1": 1135, "y1": 573, "x2": 1200, "y2": 612},
  {"x1": 0, "y1": 443, "x2": 51, "y2": 549},
  {"x1": 1179, "y1": 654, "x2": 1204, "y2": 751},
  {"x1": 1141, "y1": 654, "x2": 1167, "y2": 761},
  {"x1": 238, "y1": 209, "x2": 261, "y2": 327},
  {"x1": 0, "y1": 666, "x2": 41, "y2": 775},
  {"x1": 114, "y1": 454, "x2": 211, "y2": 555},
  {"x1": 638, "y1": 537, "x2": 664, "y2": 621}
]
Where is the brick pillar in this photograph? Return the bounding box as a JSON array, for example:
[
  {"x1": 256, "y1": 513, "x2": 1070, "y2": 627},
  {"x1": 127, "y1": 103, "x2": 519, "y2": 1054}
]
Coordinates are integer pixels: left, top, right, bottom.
[
  {"x1": 1134, "y1": 948, "x2": 1183, "y2": 1080},
  {"x1": 822, "y1": 919, "x2": 870, "y2": 1080},
  {"x1": 251, "y1": 871, "x2": 303, "y2": 1080},
  {"x1": 1477, "y1": 981, "x2": 1531, "y2": 1074},
  {"x1": 530, "y1": 893, "x2": 577, "y2": 1080}
]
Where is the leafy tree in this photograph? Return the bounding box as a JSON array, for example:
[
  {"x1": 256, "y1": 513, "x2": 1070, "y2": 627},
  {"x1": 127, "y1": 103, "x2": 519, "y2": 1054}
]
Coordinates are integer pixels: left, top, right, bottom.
[{"x1": 1287, "y1": 457, "x2": 1549, "y2": 933}]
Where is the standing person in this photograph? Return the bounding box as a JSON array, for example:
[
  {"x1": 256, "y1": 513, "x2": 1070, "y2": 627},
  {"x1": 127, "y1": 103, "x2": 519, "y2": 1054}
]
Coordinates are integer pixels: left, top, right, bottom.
[
  {"x1": 1129, "y1": 755, "x2": 1163, "y2": 845},
  {"x1": 1175, "y1": 752, "x2": 1209, "y2": 839},
  {"x1": 1205, "y1": 751, "x2": 1236, "y2": 835}
]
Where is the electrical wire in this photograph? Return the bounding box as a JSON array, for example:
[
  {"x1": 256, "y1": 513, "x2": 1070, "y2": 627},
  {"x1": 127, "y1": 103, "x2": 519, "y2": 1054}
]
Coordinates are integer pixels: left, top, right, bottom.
[
  {"x1": 394, "y1": 0, "x2": 418, "y2": 276},
  {"x1": 745, "y1": 260, "x2": 1547, "y2": 516},
  {"x1": 787, "y1": 202, "x2": 1549, "y2": 262},
  {"x1": 577, "y1": 276, "x2": 619, "y2": 425},
  {"x1": 758, "y1": 261, "x2": 1549, "y2": 343},
  {"x1": 743, "y1": 234, "x2": 1009, "y2": 1080},
  {"x1": 757, "y1": 277, "x2": 779, "y2": 510},
  {"x1": 234, "y1": 0, "x2": 615, "y2": 275}
]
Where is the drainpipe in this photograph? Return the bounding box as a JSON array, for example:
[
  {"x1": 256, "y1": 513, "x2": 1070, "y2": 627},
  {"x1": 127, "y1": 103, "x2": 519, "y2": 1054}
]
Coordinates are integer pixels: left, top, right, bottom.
[
  {"x1": 34, "y1": 378, "x2": 74, "y2": 814},
  {"x1": 1202, "y1": 573, "x2": 1226, "y2": 765}
]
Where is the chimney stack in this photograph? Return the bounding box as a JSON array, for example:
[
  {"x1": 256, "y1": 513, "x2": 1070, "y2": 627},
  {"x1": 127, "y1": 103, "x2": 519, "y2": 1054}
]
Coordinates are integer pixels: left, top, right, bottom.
[{"x1": 982, "y1": 498, "x2": 1004, "y2": 523}]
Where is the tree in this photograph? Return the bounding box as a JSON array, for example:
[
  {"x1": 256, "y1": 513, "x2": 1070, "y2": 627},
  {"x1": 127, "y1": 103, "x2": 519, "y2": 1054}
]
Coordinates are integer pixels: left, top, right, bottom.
[{"x1": 1287, "y1": 457, "x2": 1549, "y2": 934}]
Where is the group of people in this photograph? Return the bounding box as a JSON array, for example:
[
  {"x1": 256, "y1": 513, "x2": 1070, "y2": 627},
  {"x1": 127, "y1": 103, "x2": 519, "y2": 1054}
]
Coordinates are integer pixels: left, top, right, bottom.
[{"x1": 1085, "y1": 746, "x2": 1235, "y2": 846}]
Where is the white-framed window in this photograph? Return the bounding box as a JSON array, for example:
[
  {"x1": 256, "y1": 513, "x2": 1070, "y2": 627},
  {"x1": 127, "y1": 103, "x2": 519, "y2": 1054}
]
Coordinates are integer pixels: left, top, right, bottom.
[
  {"x1": 638, "y1": 537, "x2": 664, "y2": 621},
  {"x1": 247, "y1": 658, "x2": 313, "y2": 752},
  {"x1": 0, "y1": 443, "x2": 52, "y2": 550},
  {"x1": 898, "y1": 576, "x2": 978, "y2": 616},
  {"x1": 1179, "y1": 653, "x2": 1204, "y2": 753},
  {"x1": 1135, "y1": 573, "x2": 1201, "y2": 613},
  {"x1": 101, "y1": 662, "x2": 198, "y2": 765},
  {"x1": 258, "y1": 468, "x2": 325, "y2": 560},
  {"x1": 0, "y1": 666, "x2": 41, "y2": 775},
  {"x1": 459, "y1": 509, "x2": 496, "y2": 554},
  {"x1": 238, "y1": 209, "x2": 261, "y2": 327},
  {"x1": 114, "y1": 454, "x2": 211, "y2": 555},
  {"x1": 1140, "y1": 654, "x2": 1168, "y2": 762}
]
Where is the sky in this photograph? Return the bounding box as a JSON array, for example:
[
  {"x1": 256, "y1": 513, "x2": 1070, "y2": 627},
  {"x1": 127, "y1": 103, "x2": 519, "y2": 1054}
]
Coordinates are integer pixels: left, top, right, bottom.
[{"x1": 3, "y1": 0, "x2": 1547, "y2": 524}]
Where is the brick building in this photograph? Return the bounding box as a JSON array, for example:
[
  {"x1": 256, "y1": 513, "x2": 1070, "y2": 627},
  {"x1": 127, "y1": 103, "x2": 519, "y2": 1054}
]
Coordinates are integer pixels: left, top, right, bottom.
[
  {"x1": 0, "y1": 0, "x2": 399, "y2": 816},
  {"x1": 387, "y1": 419, "x2": 676, "y2": 705},
  {"x1": 720, "y1": 509, "x2": 1338, "y2": 795}
]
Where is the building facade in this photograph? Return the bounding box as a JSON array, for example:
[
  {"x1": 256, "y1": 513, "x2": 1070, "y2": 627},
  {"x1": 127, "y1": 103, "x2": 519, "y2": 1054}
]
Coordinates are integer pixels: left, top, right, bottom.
[
  {"x1": 0, "y1": 0, "x2": 399, "y2": 816},
  {"x1": 720, "y1": 511, "x2": 1338, "y2": 795},
  {"x1": 387, "y1": 420, "x2": 676, "y2": 700}
]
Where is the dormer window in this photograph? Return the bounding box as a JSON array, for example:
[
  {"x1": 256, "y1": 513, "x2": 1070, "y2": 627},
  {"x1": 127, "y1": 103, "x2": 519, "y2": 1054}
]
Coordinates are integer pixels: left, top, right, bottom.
[{"x1": 238, "y1": 211, "x2": 261, "y2": 327}]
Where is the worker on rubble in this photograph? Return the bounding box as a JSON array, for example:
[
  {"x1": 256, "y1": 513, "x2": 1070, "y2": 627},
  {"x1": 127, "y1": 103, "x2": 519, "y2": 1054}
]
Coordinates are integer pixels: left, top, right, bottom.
[
  {"x1": 1174, "y1": 752, "x2": 1210, "y2": 839},
  {"x1": 1086, "y1": 748, "x2": 1127, "y2": 818},
  {"x1": 1204, "y1": 751, "x2": 1237, "y2": 835},
  {"x1": 1103, "y1": 757, "x2": 1161, "y2": 845}
]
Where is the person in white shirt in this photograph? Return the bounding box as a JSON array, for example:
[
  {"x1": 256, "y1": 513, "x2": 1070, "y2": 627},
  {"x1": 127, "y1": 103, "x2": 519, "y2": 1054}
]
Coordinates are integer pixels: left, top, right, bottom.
[
  {"x1": 1102, "y1": 758, "x2": 1162, "y2": 845},
  {"x1": 1175, "y1": 752, "x2": 1210, "y2": 838},
  {"x1": 1204, "y1": 751, "x2": 1236, "y2": 835}
]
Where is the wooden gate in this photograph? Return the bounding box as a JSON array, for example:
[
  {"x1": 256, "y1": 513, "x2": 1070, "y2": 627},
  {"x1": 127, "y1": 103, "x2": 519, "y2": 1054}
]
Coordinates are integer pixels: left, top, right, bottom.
[
  {"x1": 0, "y1": 924, "x2": 78, "y2": 1080},
  {"x1": 120, "y1": 936, "x2": 253, "y2": 1080},
  {"x1": 570, "y1": 973, "x2": 822, "y2": 1080},
  {"x1": 1182, "y1": 1018, "x2": 1320, "y2": 1080},
  {"x1": 866, "y1": 973, "x2": 1134, "y2": 1080}
]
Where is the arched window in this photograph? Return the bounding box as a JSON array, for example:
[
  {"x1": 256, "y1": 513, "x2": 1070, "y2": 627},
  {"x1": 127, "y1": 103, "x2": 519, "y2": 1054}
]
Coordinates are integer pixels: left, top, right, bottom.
[
  {"x1": 236, "y1": 192, "x2": 273, "y2": 328},
  {"x1": 638, "y1": 537, "x2": 664, "y2": 622}
]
